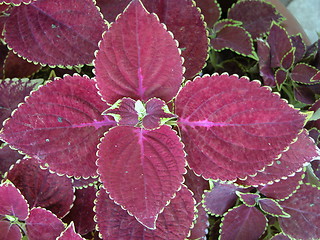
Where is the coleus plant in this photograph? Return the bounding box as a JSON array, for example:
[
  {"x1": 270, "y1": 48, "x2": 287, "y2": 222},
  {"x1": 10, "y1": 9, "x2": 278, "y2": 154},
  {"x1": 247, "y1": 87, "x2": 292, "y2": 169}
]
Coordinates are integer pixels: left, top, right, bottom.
[{"x1": 0, "y1": 0, "x2": 320, "y2": 239}]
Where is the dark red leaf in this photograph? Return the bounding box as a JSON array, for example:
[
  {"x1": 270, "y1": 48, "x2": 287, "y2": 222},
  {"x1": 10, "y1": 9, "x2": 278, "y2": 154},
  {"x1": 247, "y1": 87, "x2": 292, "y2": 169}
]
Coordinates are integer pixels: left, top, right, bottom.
[
  {"x1": 62, "y1": 186, "x2": 96, "y2": 235},
  {"x1": 95, "y1": 185, "x2": 195, "y2": 239},
  {"x1": 0, "y1": 221, "x2": 22, "y2": 240},
  {"x1": 267, "y1": 23, "x2": 292, "y2": 68},
  {"x1": 220, "y1": 204, "x2": 267, "y2": 240},
  {"x1": 6, "y1": 157, "x2": 74, "y2": 218},
  {"x1": 94, "y1": 0, "x2": 183, "y2": 104},
  {"x1": 291, "y1": 63, "x2": 320, "y2": 84},
  {"x1": 184, "y1": 168, "x2": 209, "y2": 203},
  {"x1": 189, "y1": 204, "x2": 208, "y2": 240},
  {"x1": 280, "y1": 48, "x2": 295, "y2": 70},
  {"x1": 4, "y1": 0, "x2": 105, "y2": 66},
  {"x1": 211, "y1": 24, "x2": 254, "y2": 57},
  {"x1": 97, "y1": 125, "x2": 186, "y2": 229},
  {"x1": 194, "y1": 0, "x2": 220, "y2": 28},
  {"x1": 203, "y1": 182, "x2": 250, "y2": 216},
  {"x1": 0, "y1": 75, "x2": 116, "y2": 178},
  {"x1": 228, "y1": 0, "x2": 283, "y2": 39},
  {"x1": 237, "y1": 192, "x2": 259, "y2": 207},
  {"x1": 279, "y1": 184, "x2": 320, "y2": 239},
  {"x1": 239, "y1": 130, "x2": 317, "y2": 186},
  {"x1": 294, "y1": 85, "x2": 316, "y2": 104},
  {"x1": 257, "y1": 171, "x2": 304, "y2": 200},
  {"x1": 257, "y1": 39, "x2": 275, "y2": 87},
  {"x1": 0, "y1": 181, "x2": 28, "y2": 220},
  {"x1": 3, "y1": 51, "x2": 41, "y2": 78},
  {"x1": 57, "y1": 222, "x2": 84, "y2": 240},
  {"x1": 26, "y1": 207, "x2": 65, "y2": 240},
  {"x1": 290, "y1": 34, "x2": 306, "y2": 63},
  {"x1": 275, "y1": 68, "x2": 287, "y2": 87},
  {"x1": 0, "y1": 144, "x2": 23, "y2": 179},
  {"x1": 176, "y1": 74, "x2": 305, "y2": 180},
  {"x1": 258, "y1": 198, "x2": 289, "y2": 217}
]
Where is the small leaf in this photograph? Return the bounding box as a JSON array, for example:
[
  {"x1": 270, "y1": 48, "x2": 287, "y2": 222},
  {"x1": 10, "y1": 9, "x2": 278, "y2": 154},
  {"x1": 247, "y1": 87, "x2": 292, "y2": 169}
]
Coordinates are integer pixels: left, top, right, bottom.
[
  {"x1": 257, "y1": 39, "x2": 275, "y2": 87},
  {"x1": 220, "y1": 204, "x2": 267, "y2": 240},
  {"x1": 0, "y1": 144, "x2": 23, "y2": 179},
  {"x1": 294, "y1": 85, "x2": 316, "y2": 104},
  {"x1": 0, "y1": 181, "x2": 29, "y2": 220},
  {"x1": 26, "y1": 207, "x2": 65, "y2": 240},
  {"x1": 290, "y1": 34, "x2": 306, "y2": 63},
  {"x1": 184, "y1": 168, "x2": 210, "y2": 203},
  {"x1": 97, "y1": 125, "x2": 186, "y2": 229},
  {"x1": 258, "y1": 198, "x2": 289, "y2": 217},
  {"x1": 211, "y1": 24, "x2": 255, "y2": 57},
  {"x1": 0, "y1": 75, "x2": 116, "y2": 177},
  {"x1": 189, "y1": 204, "x2": 208, "y2": 240},
  {"x1": 228, "y1": 0, "x2": 283, "y2": 39},
  {"x1": 94, "y1": 0, "x2": 183, "y2": 104},
  {"x1": 95, "y1": 185, "x2": 195, "y2": 239},
  {"x1": 4, "y1": 0, "x2": 105, "y2": 66},
  {"x1": 176, "y1": 73, "x2": 305, "y2": 180},
  {"x1": 291, "y1": 63, "x2": 320, "y2": 84},
  {"x1": 236, "y1": 192, "x2": 259, "y2": 207},
  {"x1": 275, "y1": 68, "x2": 287, "y2": 88},
  {"x1": 0, "y1": 221, "x2": 22, "y2": 240},
  {"x1": 57, "y1": 222, "x2": 84, "y2": 240},
  {"x1": 194, "y1": 0, "x2": 221, "y2": 28},
  {"x1": 279, "y1": 184, "x2": 320, "y2": 239},
  {"x1": 280, "y1": 48, "x2": 295, "y2": 70}
]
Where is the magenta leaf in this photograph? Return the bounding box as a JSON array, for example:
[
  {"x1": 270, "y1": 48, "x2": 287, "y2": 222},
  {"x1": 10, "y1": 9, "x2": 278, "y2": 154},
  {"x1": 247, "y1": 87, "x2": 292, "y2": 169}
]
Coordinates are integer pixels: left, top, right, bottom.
[
  {"x1": 194, "y1": 0, "x2": 221, "y2": 28},
  {"x1": 4, "y1": 0, "x2": 105, "y2": 66},
  {"x1": 143, "y1": 98, "x2": 176, "y2": 129},
  {"x1": 0, "y1": 221, "x2": 22, "y2": 240},
  {"x1": 236, "y1": 192, "x2": 259, "y2": 207},
  {"x1": 257, "y1": 171, "x2": 304, "y2": 200},
  {"x1": 267, "y1": 23, "x2": 292, "y2": 68},
  {"x1": 239, "y1": 130, "x2": 317, "y2": 186},
  {"x1": 62, "y1": 186, "x2": 96, "y2": 235},
  {"x1": 97, "y1": 125, "x2": 186, "y2": 229},
  {"x1": 203, "y1": 182, "x2": 250, "y2": 216},
  {"x1": 0, "y1": 181, "x2": 29, "y2": 220},
  {"x1": 57, "y1": 222, "x2": 84, "y2": 240},
  {"x1": 176, "y1": 73, "x2": 305, "y2": 180},
  {"x1": 279, "y1": 184, "x2": 320, "y2": 239},
  {"x1": 26, "y1": 207, "x2": 65, "y2": 240},
  {"x1": 291, "y1": 63, "x2": 320, "y2": 84},
  {"x1": 227, "y1": 0, "x2": 283, "y2": 39},
  {"x1": 95, "y1": 185, "x2": 195, "y2": 239},
  {"x1": 6, "y1": 157, "x2": 74, "y2": 218},
  {"x1": 94, "y1": 0, "x2": 183, "y2": 104},
  {"x1": 0, "y1": 75, "x2": 116, "y2": 177},
  {"x1": 258, "y1": 198, "x2": 289, "y2": 217},
  {"x1": 0, "y1": 144, "x2": 23, "y2": 179},
  {"x1": 220, "y1": 204, "x2": 267, "y2": 240},
  {"x1": 211, "y1": 24, "x2": 255, "y2": 57},
  {"x1": 0, "y1": 78, "x2": 42, "y2": 124}
]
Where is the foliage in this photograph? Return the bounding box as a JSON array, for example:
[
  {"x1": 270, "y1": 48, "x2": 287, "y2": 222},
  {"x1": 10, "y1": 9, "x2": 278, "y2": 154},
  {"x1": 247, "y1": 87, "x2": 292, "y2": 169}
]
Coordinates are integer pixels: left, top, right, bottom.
[{"x1": 0, "y1": 0, "x2": 320, "y2": 239}]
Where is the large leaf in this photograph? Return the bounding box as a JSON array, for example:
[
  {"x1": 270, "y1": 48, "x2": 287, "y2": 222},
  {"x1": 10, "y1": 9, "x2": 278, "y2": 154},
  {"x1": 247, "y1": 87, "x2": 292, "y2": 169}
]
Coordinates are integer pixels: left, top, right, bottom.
[
  {"x1": 278, "y1": 184, "x2": 320, "y2": 239},
  {"x1": 97, "y1": 125, "x2": 186, "y2": 229},
  {"x1": 220, "y1": 204, "x2": 267, "y2": 240},
  {"x1": 0, "y1": 221, "x2": 22, "y2": 240},
  {"x1": 0, "y1": 75, "x2": 116, "y2": 177},
  {"x1": 95, "y1": 185, "x2": 195, "y2": 239},
  {"x1": 176, "y1": 73, "x2": 305, "y2": 180},
  {"x1": 4, "y1": 0, "x2": 105, "y2": 66},
  {"x1": 0, "y1": 181, "x2": 29, "y2": 220},
  {"x1": 94, "y1": 0, "x2": 183, "y2": 104},
  {"x1": 7, "y1": 157, "x2": 74, "y2": 218}
]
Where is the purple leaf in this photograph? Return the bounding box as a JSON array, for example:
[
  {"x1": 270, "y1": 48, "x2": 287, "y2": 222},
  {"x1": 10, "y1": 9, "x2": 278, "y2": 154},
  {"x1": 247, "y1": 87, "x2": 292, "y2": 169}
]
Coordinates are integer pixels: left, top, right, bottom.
[
  {"x1": 275, "y1": 68, "x2": 287, "y2": 87},
  {"x1": 279, "y1": 184, "x2": 320, "y2": 239},
  {"x1": 94, "y1": 0, "x2": 183, "y2": 104},
  {"x1": 143, "y1": 98, "x2": 176, "y2": 129},
  {"x1": 4, "y1": 0, "x2": 105, "y2": 66},
  {"x1": 0, "y1": 181, "x2": 28, "y2": 220},
  {"x1": 258, "y1": 198, "x2": 289, "y2": 217},
  {"x1": 257, "y1": 39, "x2": 275, "y2": 87},
  {"x1": 26, "y1": 207, "x2": 65, "y2": 240},
  {"x1": 6, "y1": 157, "x2": 74, "y2": 218},
  {"x1": 176, "y1": 73, "x2": 305, "y2": 180},
  {"x1": 0, "y1": 221, "x2": 22, "y2": 240},
  {"x1": 62, "y1": 186, "x2": 96, "y2": 235},
  {"x1": 236, "y1": 192, "x2": 259, "y2": 207},
  {"x1": 0, "y1": 144, "x2": 23, "y2": 179},
  {"x1": 228, "y1": 1, "x2": 283, "y2": 39},
  {"x1": 290, "y1": 34, "x2": 306, "y2": 63},
  {"x1": 220, "y1": 204, "x2": 267, "y2": 240},
  {"x1": 267, "y1": 23, "x2": 292, "y2": 68},
  {"x1": 281, "y1": 48, "x2": 295, "y2": 70},
  {"x1": 203, "y1": 182, "x2": 250, "y2": 216},
  {"x1": 57, "y1": 222, "x2": 84, "y2": 240},
  {"x1": 189, "y1": 204, "x2": 208, "y2": 240},
  {"x1": 184, "y1": 168, "x2": 210, "y2": 203},
  {"x1": 257, "y1": 171, "x2": 304, "y2": 200},
  {"x1": 238, "y1": 130, "x2": 317, "y2": 186},
  {"x1": 291, "y1": 63, "x2": 320, "y2": 84},
  {"x1": 95, "y1": 185, "x2": 195, "y2": 239},
  {"x1": 194, "y1": 0, "x2": 221, "y2": 28},
  {"x1": 211, "y1": 24, "x2": 255, "y2": 57},
  {"x1": 294, "y1": 85, "x2": 316, "y2": 104},
  {"x1": 0, "y1": 75, "x2": 116, "y2": 177},
  {"x1": 97, "y1": 125, "x2": 186, "y2": 229}
]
